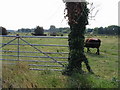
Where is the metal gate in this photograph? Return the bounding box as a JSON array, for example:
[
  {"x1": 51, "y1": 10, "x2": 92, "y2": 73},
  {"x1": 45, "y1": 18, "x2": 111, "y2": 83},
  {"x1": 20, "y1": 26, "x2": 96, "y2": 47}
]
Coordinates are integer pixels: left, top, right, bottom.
[{"x1": 0, "y1": 34, "x2": 69, "y2": 71}]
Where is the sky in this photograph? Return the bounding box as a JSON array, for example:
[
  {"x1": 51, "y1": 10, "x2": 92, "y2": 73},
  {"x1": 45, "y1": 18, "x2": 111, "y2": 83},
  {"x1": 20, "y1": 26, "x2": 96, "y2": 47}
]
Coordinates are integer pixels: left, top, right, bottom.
[{"x1": 0, "y1": 0, "x2": 119, "y2": 30}]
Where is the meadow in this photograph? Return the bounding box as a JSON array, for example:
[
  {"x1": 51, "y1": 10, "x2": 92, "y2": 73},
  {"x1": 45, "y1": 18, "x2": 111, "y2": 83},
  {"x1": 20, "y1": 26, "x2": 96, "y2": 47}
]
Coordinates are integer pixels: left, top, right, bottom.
[{"x1": 1, "y1": 33, "x2": 119, "y2": 88}]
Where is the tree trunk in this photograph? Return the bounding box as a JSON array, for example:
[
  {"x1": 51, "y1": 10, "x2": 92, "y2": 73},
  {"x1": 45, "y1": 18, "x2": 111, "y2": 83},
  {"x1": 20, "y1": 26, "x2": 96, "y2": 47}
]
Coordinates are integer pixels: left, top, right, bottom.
[{"x1": 63, "y1": 2, "x2": 93, "y2": 75}]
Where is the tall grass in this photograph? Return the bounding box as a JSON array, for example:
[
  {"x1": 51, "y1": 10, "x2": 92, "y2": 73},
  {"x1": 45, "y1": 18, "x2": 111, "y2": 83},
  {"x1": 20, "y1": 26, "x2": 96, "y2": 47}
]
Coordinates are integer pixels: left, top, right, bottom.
[
  {"x1": 67, "y1": 73, "x2": 118, "y2": 88},
  {"x1": 2, "y1": 62, "x2": 118, "y2": 88}
]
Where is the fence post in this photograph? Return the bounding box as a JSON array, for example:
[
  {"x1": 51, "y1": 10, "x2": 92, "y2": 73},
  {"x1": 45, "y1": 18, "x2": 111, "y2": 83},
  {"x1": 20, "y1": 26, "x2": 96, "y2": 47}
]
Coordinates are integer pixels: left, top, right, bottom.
[{"x1": 16, "y1": 34, "x2": 20, "y2": 61}]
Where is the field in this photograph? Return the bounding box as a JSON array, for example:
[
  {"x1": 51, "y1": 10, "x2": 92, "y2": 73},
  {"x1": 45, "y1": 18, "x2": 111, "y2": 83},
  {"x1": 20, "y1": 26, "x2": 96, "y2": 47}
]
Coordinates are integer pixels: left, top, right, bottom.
[{"x1": 1, "y1": 34, "x2": 119, "y2": 88}]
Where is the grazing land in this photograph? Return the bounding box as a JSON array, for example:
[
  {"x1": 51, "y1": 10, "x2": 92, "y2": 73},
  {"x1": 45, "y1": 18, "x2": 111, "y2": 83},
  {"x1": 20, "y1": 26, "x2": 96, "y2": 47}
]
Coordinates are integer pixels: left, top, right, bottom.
[{"x1": 1, "y1": 34, "x2": 119, "y2": 88}]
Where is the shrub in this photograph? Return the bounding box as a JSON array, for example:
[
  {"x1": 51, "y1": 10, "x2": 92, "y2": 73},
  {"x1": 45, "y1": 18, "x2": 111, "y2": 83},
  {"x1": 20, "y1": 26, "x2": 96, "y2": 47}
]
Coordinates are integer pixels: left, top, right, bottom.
[
  {"x1": 0, "y1": 26, "x2": 7, "y2": 35},
  {"x1": 34, "y1": 26, "x2": 44, "y2": 35}
]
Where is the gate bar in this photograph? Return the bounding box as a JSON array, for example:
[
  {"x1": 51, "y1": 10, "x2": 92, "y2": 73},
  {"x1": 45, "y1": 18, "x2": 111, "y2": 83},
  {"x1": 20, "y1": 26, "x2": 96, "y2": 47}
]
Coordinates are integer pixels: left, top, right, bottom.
[
  {"x1": 29, "y1": 68, "x2": 63, "y2": 71},
  {"x1": 1, "y1": 55, "x2": 68, "y2": 59},
  {"x1": 28, "y1": 64, "x2": 63, "y2": 67},
  {"x1": 0, "y1": 50, "x2": 69, "y2": 54},
  {"x1": 0, "y1": 59, "x2": 68, "y2": 63},
  {"x1": 0, "y1": 43, "x2": 68, "y2": 47},
  {"x1": 0, "y1": 35, "x2": 68, "y2": 39}
]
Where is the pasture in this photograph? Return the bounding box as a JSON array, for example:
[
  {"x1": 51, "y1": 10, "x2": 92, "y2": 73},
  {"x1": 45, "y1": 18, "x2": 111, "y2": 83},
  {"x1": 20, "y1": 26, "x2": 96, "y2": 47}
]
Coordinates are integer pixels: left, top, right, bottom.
[{"x1": 1, "y1": 34, "x2": 119, "y2": 88}]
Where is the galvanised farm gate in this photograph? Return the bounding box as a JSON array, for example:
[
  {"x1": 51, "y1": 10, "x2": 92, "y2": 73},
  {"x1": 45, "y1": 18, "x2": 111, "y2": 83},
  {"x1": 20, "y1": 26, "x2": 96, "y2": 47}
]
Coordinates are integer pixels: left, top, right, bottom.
[{"x1": 0, "y1": 35, "x2": 69, "y2": 71}]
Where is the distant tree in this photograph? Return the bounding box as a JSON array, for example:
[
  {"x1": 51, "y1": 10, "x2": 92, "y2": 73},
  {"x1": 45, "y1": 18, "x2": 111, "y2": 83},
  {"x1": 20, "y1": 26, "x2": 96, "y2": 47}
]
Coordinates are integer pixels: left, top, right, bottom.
[
  {"x1": 34, "y1": 26, "x2": 44, "y2": 35},
  {"x1": 21, "y1": 28, "x2": 25, "y2": 32},
  {"x1": 98, "y1": 27, "x2": 104, "y2": 34},
  {"x1": 86, "y1": 28, "x2": 93, "y2": 34},
  {"x1": 0, "y1": 27, "x2": 7, "y2": 35},
  {"x1": 17, "y1": 28, "x2": 33, "y2": 33},
  {"x1": 49, "y1": 25, "x2": 56, "y2": 33},
  {"x1": 49, "y1": 25, "x2": 56, "y2": 30},
  {"x1": 56, "y1": 27, "x2": 70, "y2": 34},
  {"x1": 93, "y1": 27, "x2": 99, "y2": 34},
  {"x1": 107, "y1": 25, "x2": 119, "y2": 35},
  {"x1": 92, "y1": 25, "x2": 120, "y2": 35}
]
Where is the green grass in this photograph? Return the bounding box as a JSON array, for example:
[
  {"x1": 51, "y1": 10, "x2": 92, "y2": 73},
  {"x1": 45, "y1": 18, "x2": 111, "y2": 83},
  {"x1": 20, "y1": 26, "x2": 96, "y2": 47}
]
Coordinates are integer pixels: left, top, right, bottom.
[
  {"x1": 67, "y1": 73, "x2": 118, "y2": 88},
  {"x1": 1, "y1": 34, "x2": 119, "y2": 88}
]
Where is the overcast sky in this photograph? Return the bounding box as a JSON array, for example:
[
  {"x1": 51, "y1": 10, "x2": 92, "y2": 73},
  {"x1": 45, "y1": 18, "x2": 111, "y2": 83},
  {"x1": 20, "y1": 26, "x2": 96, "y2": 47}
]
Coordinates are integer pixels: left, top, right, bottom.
[{"x1": 0, "y1": 0, "x2": 119, "y2": 30}]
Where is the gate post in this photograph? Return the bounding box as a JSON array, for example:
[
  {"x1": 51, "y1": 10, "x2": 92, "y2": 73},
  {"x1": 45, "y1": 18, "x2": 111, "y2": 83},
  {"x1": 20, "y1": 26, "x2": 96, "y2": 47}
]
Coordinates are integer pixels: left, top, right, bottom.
[{"x1": 16, "y1": 34, "x2": 20, "y2": 61}]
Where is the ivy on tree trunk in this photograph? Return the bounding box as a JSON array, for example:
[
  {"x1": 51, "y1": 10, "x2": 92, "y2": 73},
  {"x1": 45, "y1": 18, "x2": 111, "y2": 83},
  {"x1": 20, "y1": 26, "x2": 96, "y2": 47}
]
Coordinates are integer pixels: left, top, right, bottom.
[{"x1": 63, "y1": 2, "x2": 93, "y2": 75}]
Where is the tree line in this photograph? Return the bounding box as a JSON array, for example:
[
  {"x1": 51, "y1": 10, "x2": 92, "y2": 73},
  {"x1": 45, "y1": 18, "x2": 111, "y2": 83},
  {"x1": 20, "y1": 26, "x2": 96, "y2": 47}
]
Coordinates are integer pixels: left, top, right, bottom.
[
  {"x1": 0, "y1": 25, "x2": 119, "y2": 35},
  {"x1": 86, "y1": 25, "x2": 120, "y2": 35},
  {"x1": 17, "y1": 25, "x2": 70, "y2": 36}
]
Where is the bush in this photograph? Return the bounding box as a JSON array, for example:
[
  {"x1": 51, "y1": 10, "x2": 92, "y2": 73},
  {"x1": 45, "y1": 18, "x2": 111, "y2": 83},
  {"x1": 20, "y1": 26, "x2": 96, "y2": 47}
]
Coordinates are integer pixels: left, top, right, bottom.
[
  {"x1": 34, "y1": 26, "x2": 44, "y2": 35},
  {"x1": 0, "y1": 27, "x2": 7, "y2": 35}
]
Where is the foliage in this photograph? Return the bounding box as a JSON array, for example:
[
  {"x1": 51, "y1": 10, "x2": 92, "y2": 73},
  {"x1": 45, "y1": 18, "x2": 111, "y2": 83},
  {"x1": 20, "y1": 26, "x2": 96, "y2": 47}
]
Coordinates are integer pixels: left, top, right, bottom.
[
  {"x1": 0, "y1": 26, "x2": 8, "y2": 35},
  {"x1": 49, "y1": 25, "x2": 56, "y2": 31},
  {"x1": 59, "y1": 27, "x2": 70, "y2": 34},
  {"x1": 17, "y1": 28, "x2": 34, "y2": 33},
  {"x1": 63, "y1": 2, "x2": 93, "y2": 75},
  {"x1": 86, "y1": 25, "x2": 120, "y2": 35},
  {"x1": 48, "y1": 25, "x2": 70, "y2": 36},
  {"x1": 34, "y1": 26, "x2": 44, "y2": 35}
]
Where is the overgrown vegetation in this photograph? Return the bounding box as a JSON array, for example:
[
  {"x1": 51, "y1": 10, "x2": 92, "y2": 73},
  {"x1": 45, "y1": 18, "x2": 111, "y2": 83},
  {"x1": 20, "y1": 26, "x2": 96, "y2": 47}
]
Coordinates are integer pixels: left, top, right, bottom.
[
  {"x1": 62, "y1": 2, "x2": 93, "y2": 75},
  {"x1": 2, "y1": 61, "x2": 118, "y2": 88}
]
